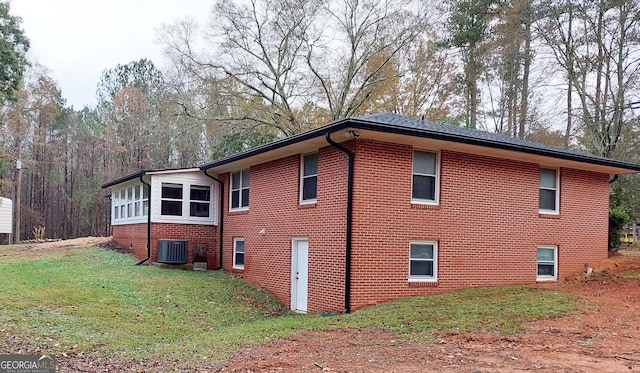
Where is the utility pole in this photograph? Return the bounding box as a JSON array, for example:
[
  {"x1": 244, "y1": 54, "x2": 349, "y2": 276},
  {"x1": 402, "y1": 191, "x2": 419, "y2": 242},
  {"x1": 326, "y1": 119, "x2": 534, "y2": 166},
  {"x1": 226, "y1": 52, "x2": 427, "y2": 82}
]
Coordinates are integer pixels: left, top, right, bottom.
[{"x1": 14, "y1": 159, "x2": 21, "y2": 243}]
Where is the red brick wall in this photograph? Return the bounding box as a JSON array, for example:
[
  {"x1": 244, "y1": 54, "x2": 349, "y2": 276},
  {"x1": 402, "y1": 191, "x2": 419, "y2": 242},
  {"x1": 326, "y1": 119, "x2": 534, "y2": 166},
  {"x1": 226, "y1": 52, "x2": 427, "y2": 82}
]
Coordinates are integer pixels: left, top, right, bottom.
[
  {"x1": 349, "y1": 139, "x2": 610, "y2": 310},
  {"x1": 220, "y1": 138, "x2": 610, "y2": 313},
  {"x1": 115, "y1": 138, "x2": 610, "y2": 313},
  {"x1": 112, "y1": 223, "x2": 219, "y2": 268},
  {"x1": 112, "y1": 224, "x2": 148, "y2": 260},
  {"x1": 221, "y1": 144, "x2": 351, "y2": 312}
]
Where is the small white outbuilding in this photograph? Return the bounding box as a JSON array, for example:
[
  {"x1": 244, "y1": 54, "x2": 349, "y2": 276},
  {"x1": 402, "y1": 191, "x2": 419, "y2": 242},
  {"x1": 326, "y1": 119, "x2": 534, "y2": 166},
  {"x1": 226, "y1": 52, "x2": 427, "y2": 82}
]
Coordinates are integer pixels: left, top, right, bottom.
[{"x1": 0, "y1": 197, "x2": 13, "y2": 235}]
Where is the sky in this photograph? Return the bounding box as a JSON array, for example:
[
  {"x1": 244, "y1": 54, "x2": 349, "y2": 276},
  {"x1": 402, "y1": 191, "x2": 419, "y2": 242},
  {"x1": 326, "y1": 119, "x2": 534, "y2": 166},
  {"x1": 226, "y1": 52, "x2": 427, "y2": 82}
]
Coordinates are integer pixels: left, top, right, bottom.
[{"x1": 10, "y1": 0, "x2": 212, "y2": 109}]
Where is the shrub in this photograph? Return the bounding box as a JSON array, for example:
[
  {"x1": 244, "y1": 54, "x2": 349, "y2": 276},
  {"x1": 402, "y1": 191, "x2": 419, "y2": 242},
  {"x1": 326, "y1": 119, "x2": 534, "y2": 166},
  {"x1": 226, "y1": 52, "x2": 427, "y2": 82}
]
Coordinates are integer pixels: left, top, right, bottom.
[{"x1": 609, "y1": 207, "x2": 630, "y2": 250}]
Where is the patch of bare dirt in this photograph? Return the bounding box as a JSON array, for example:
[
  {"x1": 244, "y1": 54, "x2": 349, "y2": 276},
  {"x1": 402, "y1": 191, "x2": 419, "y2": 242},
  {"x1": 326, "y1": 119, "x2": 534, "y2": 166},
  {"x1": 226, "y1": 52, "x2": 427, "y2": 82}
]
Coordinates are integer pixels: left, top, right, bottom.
[
  {"x1": 3, "y1": 241, "x2": 640, "y2": 372},
  {"x1": 217, "y1": 252, "x2": 640, "y2": 373},
  {"x1": 0, "y1": 236, "x2": 120, "y2": 259}
]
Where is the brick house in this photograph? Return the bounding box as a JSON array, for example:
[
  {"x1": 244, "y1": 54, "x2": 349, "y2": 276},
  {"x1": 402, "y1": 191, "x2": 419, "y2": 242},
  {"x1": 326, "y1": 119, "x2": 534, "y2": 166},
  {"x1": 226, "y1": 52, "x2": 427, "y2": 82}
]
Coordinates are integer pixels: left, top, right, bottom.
[
  {"x1": 101, "y1": 168, "x2": 219, "y2": 267},
  {"x1": 103, "y1": 112, "x2": 640, "y2": 313}
]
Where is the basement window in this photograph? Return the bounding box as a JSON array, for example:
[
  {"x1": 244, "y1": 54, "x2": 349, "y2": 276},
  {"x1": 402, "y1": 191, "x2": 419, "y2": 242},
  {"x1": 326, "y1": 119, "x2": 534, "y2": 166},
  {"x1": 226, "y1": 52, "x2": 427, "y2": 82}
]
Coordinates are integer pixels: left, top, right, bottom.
[
  {"x1": 233, "y1": 238, "x2": 245, "y2": 269},
  {"x1": 537, "y1": 246, "x2": 558, "y2": 281},
  {"x1": 409, "y1": 241, "x2": 438, "y2": 282}
]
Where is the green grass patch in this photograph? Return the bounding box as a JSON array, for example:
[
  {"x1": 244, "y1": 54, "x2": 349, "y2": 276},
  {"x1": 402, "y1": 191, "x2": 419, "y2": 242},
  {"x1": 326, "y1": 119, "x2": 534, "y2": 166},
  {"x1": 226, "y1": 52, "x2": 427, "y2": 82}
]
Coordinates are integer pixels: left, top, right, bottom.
[
  {"x1": 0, "y1": 246, "x2": 580, "y2": 367},
  {"x1": 0, "y1": 248, "x2": 294, "y2": 360},
  {"x1": 622, "y1": 269, "x2": 640, "y2": 278},
  {"x1": 343, "y1": 286, "x2": 579, "y2": 339}
]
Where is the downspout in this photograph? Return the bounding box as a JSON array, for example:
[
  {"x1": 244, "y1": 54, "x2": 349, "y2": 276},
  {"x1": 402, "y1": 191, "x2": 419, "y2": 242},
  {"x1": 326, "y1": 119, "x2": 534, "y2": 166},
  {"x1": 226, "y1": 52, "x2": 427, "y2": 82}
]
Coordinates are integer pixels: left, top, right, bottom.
[
  {"x1": 135, "y1": 173, "x2": 151, "y2": 265},
  {"x1": 203, "y1": 169, "x2": 224, "y2": 270},
  {"x1": 325, "y1": 132, "x2": 354, "y2": 314}
]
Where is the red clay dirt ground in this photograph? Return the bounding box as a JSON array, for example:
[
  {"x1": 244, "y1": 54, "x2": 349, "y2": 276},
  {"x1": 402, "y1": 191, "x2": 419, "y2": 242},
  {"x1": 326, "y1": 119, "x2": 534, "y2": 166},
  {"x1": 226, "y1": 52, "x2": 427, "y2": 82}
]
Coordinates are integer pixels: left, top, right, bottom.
[
  {"x1": 3, "y1": 239, "x2": 640, "y2": 372},
  {"x1": 216, "y1": 249, "x2": 640, "y2": 373}
]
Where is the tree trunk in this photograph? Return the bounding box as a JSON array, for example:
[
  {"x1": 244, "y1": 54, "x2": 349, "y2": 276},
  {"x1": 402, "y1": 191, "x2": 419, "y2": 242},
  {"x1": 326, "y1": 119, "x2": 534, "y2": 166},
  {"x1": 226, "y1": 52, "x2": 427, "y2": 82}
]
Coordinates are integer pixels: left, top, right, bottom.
[
  {"x1": 14, "y1": 164, "x2": 21, "y2": 242},
  {"x1": 594, "y1": 0, "x2": 605, "y2": 155},
  {"x1": 467, "y1": 47, "x2": 478, "y2": 129},
  {"x1": 564, "y1": 1, "x2": 573, "y2": 148},
  {"x1": 518, "y1": 0, "x2": 532, "y2": 139}
]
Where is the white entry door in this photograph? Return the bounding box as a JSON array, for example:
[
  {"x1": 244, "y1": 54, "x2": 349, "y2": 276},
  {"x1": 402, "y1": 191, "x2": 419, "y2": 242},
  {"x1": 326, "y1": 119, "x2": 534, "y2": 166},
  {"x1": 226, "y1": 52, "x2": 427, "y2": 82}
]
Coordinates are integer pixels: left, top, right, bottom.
[{"x1": 291, "y1": 238, "x2": 309, "y2": 313}]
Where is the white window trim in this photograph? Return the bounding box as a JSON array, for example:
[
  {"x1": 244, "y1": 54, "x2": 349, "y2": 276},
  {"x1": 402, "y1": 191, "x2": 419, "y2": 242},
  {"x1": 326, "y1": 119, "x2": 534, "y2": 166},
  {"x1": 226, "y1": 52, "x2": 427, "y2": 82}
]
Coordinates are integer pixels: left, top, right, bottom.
[
  {"x1": 537, "y1": 245, "x2": 558, "y2": 282},
  {"x1": 299, "y1": 152, "x2": 318, "y2": 205},
  {"x1": 188, "y1": 184, "x2": 213, "y2": 218},
  {"x1": 411, "y1": 149, "x2": 441, "y2": 205},
  {"x1": 539, "y1": 167, "x2": 560, "y2": 215},
  {"x1": 112, "y1": 183, "x2": 149, "y2": 224},
  {"x1": 229, "y1": 169, "x2": 250, "y2": 212},
  {"x1": 149, "y1": 175, "x2": 217, "y2": 225},
  {"x1": 408, "y1": 240, "x2": 438, "y2": 282},
  {"x1": 160, "y1": 182, "x2": 183, "y2": 216},
  {"x1": 158, "y1": 182, "x2": 214, "y2": 221},
  {"x1": 233, "y1": 237, "x2": 245, "y2": 269}
]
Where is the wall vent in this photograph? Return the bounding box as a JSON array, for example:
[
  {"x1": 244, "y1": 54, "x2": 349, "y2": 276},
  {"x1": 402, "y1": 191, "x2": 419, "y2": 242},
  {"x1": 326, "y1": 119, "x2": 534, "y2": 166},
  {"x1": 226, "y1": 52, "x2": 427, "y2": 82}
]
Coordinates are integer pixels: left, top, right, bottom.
[{"x1": 157, "y1": 239, "x2": 188, "y2": 264}]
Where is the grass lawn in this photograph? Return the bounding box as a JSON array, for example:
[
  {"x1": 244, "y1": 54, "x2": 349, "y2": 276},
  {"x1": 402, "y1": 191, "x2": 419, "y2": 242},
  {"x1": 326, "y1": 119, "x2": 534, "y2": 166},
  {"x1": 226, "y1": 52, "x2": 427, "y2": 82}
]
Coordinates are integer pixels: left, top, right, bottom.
[
  {"x1": 0, "y1": 245, "x2": 580, "y2": 367},
  {"x1": 622, "y1": 269, "x2": 640, "y2": 278}
]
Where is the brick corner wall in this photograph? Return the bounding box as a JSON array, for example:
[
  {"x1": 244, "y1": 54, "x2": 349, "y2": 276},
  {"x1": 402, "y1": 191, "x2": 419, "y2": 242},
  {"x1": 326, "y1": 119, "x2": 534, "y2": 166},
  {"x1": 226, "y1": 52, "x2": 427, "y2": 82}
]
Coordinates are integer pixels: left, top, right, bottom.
[{"x1": 112, "y1": 223, "x2": 219, "y2": 268}]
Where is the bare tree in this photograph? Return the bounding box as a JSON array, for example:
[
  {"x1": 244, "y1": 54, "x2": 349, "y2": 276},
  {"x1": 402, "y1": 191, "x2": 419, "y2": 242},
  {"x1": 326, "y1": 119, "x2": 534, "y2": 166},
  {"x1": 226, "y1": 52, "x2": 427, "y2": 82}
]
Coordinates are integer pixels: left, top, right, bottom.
[
  {"x1": 538, "y1": 0, "x2": 640, "y2": 156},
  {"x1": 166, "y1": 0, "x2": 319, "y2": 136},
  {"x1": 396, "y1": 36, "x2": 460, "y2": 121},
  {"x1": 159, "y1": 0, "x2": 428, "y2": 135},
  {"x1": 305, "y1": 0, "x2": 426, "y2": 121}
]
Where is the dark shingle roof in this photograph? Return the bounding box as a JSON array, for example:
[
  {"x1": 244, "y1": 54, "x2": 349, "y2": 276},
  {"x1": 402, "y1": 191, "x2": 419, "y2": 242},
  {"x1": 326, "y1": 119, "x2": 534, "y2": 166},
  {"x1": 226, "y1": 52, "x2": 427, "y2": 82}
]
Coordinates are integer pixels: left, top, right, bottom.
[
  {"x1": 101, "y1": 167, "x2": 201, "y2": 189},
  {"x1": 101, "y1": 170, "x2": 149, "y2": 189},
  {"x1": 199, "y1": 112, "x2": 640, "y2": 173},
  {"x1": 356, "y1": 112, "x2": 593, "y2": 159},
  {"x1": 353, "y1": 112, "x2": 640, "y2": 171}
]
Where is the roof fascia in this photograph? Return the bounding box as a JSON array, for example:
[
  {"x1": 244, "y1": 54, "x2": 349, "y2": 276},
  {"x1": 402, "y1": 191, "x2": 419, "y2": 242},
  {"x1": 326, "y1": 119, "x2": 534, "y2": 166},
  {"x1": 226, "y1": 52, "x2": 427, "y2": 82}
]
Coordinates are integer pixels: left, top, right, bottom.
[
  {"x1": 102, "y1": 167, "x2": 210, "y2": 189},
  {"x1": 347, "y1": 119, "x2": 640, "y2": 173},
  {"x1": 101, "y1": 170, "x2": 150, "y2": 189},
  {"x1": 199, "y1": 117, "x2": 640, "y2": 174},
  {"x1": 146, "y1": 168, "x2": 202, "y2": 176},
  {"x1": 199, "y1": 119, "x2": 352, "y2": 170}
]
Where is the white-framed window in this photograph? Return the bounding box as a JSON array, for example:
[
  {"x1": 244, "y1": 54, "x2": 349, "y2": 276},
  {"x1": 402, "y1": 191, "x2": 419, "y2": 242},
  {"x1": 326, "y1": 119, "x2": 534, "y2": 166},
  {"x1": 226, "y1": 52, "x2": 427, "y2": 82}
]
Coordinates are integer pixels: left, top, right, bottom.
[
  {"x1": 409, "y1": 241, "x2": 438, "y2": 281},
  {"x1": 230, "y1": 169, "x2": 250, "y2": 211},
  {"x1": 126, "y1": 187, "x2": 133, "y2": 217},
  {"x1": 159, "y1": 182, "x2": 212, "y2": 218},
  {"x1": 233, "y1": 238, "x2": 245, "y2": 269},
  {"x1": 112, "y1": 183, "x2": 148, "y2": 222},
  {"x1": 134, "y1": 185, "x2": 141, "y2": 217},
  {"x1": 539, "y1": 168, "x2": 559, "y2": 214},
  {"x1": 142, "y1": 185, "x2": 149, "y2": 215},
  {"x1": 161, "y1": 182, "x2": 183, "y2": 216},
  {"x1": 537, "y1": 245, "x2": 558, "y2": 281},
  {"x1": 190, "y1": 185, "x2": 211, "y2": 217},
  {"x1": 118, "y1": 189, "x2": 126, "y2": 218},
  {"x1": 412, "y1": 150, "x2": 440, "y2": 204},
  {"x1": 300, "y1": 153, "x2": 318, "y2": 204}
]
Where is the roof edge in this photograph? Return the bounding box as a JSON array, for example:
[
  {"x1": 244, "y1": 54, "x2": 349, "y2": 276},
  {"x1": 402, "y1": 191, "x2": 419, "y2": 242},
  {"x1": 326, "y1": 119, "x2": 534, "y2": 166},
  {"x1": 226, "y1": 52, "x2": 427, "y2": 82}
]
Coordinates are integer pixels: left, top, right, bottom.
[
  {"x1": 199, "y1": 118, "x2": 352, "y2": 170},
  {"x1": 102, "y1": 167, "x2": 224, "y2": 189},
  {"x1": 199, "y1": 115, "x2": 640, "y2": 174},
  {"x1": 101, "y1": 170, "x2": 149, "y2": 189},
  {"x1": 347, "y1": 118, "x2": 640, "y2": 173}
]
